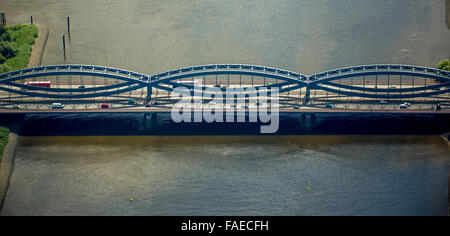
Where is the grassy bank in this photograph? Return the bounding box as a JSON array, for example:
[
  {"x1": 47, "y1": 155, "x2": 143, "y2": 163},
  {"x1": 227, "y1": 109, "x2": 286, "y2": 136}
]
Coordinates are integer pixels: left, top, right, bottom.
[
  {"x1": 0, "y1": 126, "x2": 10, "y2": 162},
  {"x1": 0, "y1": 24, "x2": 38, "y2": 74}
]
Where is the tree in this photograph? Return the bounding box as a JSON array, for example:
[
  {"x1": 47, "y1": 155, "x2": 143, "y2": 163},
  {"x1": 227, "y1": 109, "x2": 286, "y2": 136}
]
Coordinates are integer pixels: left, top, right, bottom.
[
  {"x1": 0, "y1": 64, "x2": 12, "y2": 74},
  {"x1": 0, "y1": 54, "x2": 6, "y2": 64},
  {"x1": 0, "y1": 41, "x2": 18, "y2": 59},
  {"x1": 0, "y1": 25, "x2": 6, "y2": 36},
  {"x1": 437, "y1": 59, "x2": 450, "y2": 71}
]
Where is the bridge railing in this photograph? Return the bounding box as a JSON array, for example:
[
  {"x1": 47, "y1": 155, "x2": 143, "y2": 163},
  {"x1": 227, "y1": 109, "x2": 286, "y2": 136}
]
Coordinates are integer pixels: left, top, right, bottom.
[{"x1": 149, "y1": 64, "x2": 309, "y2": 82}]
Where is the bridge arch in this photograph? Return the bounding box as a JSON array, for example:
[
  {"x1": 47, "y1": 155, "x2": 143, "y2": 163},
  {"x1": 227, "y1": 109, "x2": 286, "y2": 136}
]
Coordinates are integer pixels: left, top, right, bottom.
[
  {"x1": 308, "y1": 64, "x2": 450, "y2": 100},
  {"x1": 0, "y1": 65, "x2": 149, "y2": 100},
  {"x1": 0, "y1": 63, "x2": 449, "y2": 110}
]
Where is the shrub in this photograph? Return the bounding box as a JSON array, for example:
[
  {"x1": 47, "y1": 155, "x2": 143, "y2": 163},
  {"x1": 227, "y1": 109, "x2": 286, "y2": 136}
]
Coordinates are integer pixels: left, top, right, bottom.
[
  {"x1": 0, "y1": 54, "x2": 6, "y2": 64},
  {"x1": 437, "y1": 59, "x2": 450, "y2": 71},
  {"x1": 0, "y1": 30, "x2": 12, "y2": 41},
  {"x1": 9, "y1": 25, "x2": 26, "y2": 31},
  {"x1": 0, "y1": 24, "x2": 38, "y2": 71},
  {"x1": 0, "y1": 25, "x2": 6, "y2": 36},
  {"x1": 0, "y1": 126, "x2": 10, "y2": 161},
  {"x1": 0, "y1": 64, "x2": 12, "y2": 73},
  {"x1": 0, "y1": 41, "x2": 19, "y2": 59}
]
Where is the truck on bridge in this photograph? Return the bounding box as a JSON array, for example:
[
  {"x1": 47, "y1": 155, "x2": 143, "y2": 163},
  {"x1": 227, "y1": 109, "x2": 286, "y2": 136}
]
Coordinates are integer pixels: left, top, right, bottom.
[{"x1": 25, "y1": 81, "x2": 51, "y2": 88}]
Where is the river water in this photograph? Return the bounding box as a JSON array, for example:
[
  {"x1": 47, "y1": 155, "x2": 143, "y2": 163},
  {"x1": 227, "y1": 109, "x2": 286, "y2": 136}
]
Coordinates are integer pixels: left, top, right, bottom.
[{"x1": 1, "y1": 0, "x2": 449, "y2": 215}]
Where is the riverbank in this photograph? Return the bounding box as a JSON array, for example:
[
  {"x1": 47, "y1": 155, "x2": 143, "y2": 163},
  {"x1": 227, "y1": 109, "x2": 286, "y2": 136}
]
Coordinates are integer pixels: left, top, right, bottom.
[
  {"x1": 0, "y1": 22, "x2": 47, "y2": 210},
  {"x1": 27, "y1": 24, "x2": 48, "y2": 68},
  {"x1": 0, "y1": 127, "x2": 9, "y2": 161},
  {"x1": 441, "y1": 132, "x2": 450, "y2": 143},
  {"x1": 0, "y1": 121, "x2": 22, "y2": 210},
  {"x1": 447, "y1": 0, "x2": 450, "y2": 29},
  {"x1": 0, "y1": 24, "x2": 38, "y2": 73}
]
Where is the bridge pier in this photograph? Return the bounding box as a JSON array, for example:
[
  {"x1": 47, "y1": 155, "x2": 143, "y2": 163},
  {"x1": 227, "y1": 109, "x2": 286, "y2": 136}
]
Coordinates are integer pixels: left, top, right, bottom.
[
  {"x1": 145, "y1": 86, "x2": 153, "y2": 104},
  {"x1": 303, "y1": 86, "x2": 311, "y2": 105},
  {"x1": 297, "y1": 113, "x2": 318, "y2": 130},
  {"x1": 143, "y1": 112, "x2": 157, "y2": 130}
]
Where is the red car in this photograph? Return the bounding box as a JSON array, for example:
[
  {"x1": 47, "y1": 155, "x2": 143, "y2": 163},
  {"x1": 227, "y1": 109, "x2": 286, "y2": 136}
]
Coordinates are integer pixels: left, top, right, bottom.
[{"x1": 101, "y1": 103, "x2": 110, "y2": 109}]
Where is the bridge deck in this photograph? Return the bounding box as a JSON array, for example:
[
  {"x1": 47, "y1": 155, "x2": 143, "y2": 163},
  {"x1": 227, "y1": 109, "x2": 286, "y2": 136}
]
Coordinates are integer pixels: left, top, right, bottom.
[{"x1": 1, "y1": 108, "x2": 448, "y2": 115}]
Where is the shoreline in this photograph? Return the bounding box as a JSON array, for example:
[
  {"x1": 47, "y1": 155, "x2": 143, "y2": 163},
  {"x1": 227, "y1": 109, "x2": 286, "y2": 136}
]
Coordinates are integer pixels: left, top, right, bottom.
[
  {"x1": 0, "y1": 121, "x2": 22, "y2": 211},
  {"x1": 441, "y1": 132, "x2": 450, "y2": 144},
  {"x1": 447, "y1": 0, "x2": 450, "y2": 29},
  {"x1": 0, "y1": 23, "x2": 47, "y2": 211},
  {"x1": 28, "y1": 24, "x2": 49, "y2": 68}
]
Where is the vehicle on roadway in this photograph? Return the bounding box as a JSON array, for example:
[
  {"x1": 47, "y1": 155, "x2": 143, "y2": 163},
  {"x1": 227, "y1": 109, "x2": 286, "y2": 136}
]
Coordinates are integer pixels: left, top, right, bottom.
[
  {"x1": 101, "y1": 103, "x2": 110, "y2": 109},
  {"x1": 145, "y1": 103, "x2": 152, "y2": 108},
  {"x1": 380, "y1": 100, "x2": 388, "y2": 104},
  {"x1": 128, "y1": 99, "x2": 137, "y2": 104},
  {"x1": 400, "y1": 102, "x2": 411, "y2": 110},
  {"x1": 325, "y1": 104, "x2": 334, "y2": 109},
  {"x1": 51, "y1": 103, "x2": 64, "y2": 109},
  {"x1": 25, "y1": 81, "x2": 51, "y2": 88},
  {"x1": 176, "y1": 80, "x2": 199, "y2": 85},
  {"x1": 432, "y1": 87, "x2": 441, "y2": 91}
]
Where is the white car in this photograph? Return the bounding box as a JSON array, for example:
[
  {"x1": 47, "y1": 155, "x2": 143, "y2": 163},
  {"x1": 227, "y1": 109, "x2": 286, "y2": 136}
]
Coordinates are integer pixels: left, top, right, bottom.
[
  {"x1": 380, "y1": 100, "x2": 388, "y2": 104},
  {"x1": 52, "y1": 103, "x2": 64, "y2": 109},
  {"x1": 400, "y1": 102, "x2": 411, "y2": 110}
]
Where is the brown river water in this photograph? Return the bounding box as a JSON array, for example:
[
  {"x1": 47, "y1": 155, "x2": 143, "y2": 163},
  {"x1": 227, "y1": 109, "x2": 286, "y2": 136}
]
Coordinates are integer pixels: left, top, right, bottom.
[{"x1": 0, "y1": 0, "x2": 449, "y2": 215}]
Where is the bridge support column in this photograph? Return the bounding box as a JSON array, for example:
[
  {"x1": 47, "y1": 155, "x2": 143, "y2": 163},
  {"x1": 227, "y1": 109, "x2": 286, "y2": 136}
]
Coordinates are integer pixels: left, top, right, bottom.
[
  {"x1": 297, "y1": 113, "x2": 307, "y2": 129},
  {"x1": 145, "y1": 86, "x2": 153, "y2": 104},
  {"x1": 143, "y1": 112, "x2": 157, "y2": 130},
  {"x1": 303, "y1": 86, "x2": 311, "y2": 105}
]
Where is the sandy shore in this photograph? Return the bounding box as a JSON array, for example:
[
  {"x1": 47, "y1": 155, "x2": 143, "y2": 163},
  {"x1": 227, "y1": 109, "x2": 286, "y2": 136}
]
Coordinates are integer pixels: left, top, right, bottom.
[
  {"x1": 28, "y1": 24, "x2": 49, "y2": 68},
  {"x1": 447, "y1": 0, "x2": 450, "y2": 29}
]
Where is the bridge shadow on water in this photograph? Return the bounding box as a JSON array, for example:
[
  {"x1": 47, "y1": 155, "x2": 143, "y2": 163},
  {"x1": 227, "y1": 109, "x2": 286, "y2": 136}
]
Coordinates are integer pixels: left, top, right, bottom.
[{"x1": 0, "y1": 112, "x2": 448, "y2": 137}]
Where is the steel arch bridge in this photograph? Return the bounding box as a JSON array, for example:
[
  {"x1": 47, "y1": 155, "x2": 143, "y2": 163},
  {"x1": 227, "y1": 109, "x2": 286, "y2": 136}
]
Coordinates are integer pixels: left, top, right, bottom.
[{"x1": 0, "y1": 64, "x2": 449, "y2": 111}]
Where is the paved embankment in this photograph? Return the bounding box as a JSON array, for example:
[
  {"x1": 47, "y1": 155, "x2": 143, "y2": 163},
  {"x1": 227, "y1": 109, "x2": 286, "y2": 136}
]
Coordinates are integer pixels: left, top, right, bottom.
[
  {"x1": 0, "y1": 121, "x2": 22, "y2": 211},
  {"x1": 28, "y1": 24, "x2": 49, "y2": 68}
]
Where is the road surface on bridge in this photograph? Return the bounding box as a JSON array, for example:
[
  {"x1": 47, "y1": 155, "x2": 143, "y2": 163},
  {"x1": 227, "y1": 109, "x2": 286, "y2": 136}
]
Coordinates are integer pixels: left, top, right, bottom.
[{"x1": 1, "y1": 108, "x2": 448, "y2": 115}]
